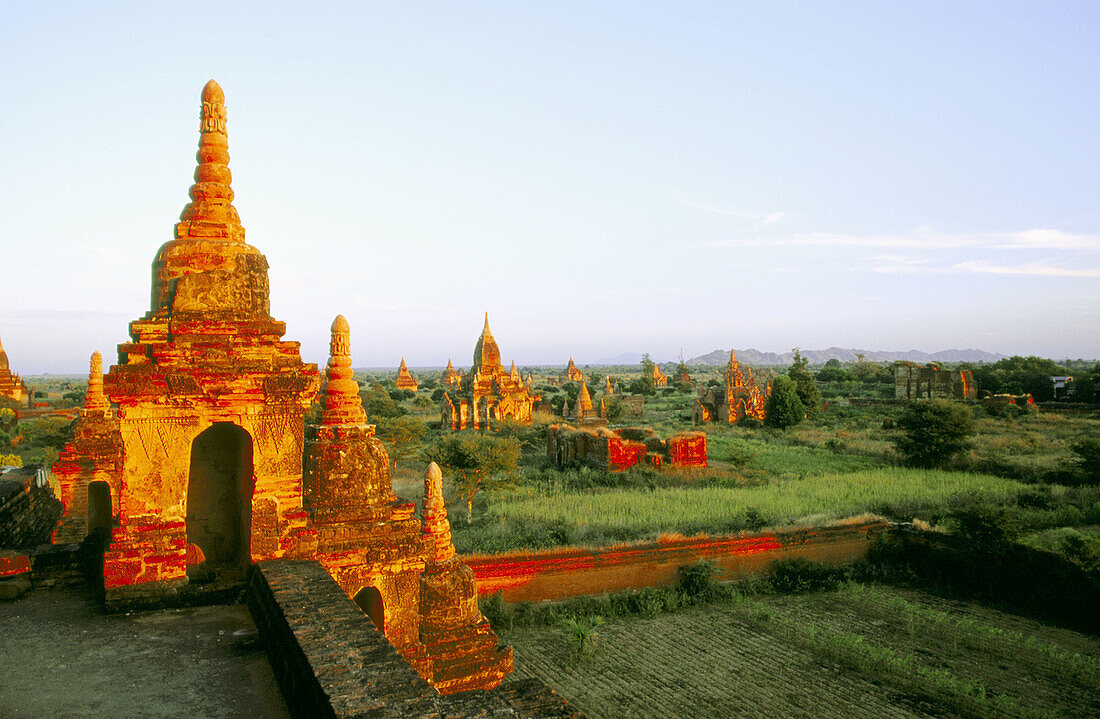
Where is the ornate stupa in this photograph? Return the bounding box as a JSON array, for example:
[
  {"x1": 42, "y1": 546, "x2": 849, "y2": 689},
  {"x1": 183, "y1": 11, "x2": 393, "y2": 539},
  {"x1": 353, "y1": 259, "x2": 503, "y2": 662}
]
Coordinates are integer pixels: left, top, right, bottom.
[{"x1": 441, "y1": 314, "x2": 535, "y2": 429}]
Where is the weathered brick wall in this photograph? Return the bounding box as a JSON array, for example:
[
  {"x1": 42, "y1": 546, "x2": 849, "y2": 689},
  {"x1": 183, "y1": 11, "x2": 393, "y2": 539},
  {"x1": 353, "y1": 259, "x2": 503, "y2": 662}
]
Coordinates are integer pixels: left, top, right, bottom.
[
  {"x1": 0, "y1": 468, "x2": 63, "y2": 550},
  {"x1": 248, "y1": 560, "x2": 584, "y2": 718},
  {"x1": 466, "y1": 522, "x2": 887, "y2": 603}
]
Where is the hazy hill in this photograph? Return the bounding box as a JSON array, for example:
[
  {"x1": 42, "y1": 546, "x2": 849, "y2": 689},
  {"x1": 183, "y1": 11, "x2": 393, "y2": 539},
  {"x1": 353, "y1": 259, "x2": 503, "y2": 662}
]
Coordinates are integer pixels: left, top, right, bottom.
[{"x1": 685, "y1": 347, "x2": 1006, "y2": 366}]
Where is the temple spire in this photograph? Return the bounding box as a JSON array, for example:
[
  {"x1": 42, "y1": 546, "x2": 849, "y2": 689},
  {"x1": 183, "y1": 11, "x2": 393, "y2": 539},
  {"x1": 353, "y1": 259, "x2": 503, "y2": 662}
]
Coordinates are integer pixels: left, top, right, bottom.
[
  {"x1": 177, "y1": 79, "x2": 243, "y2": 241},
  {"x1": 422, "y1": 462, "x2": 456, "y2": 565},
  {"x1": 84, "y1": 351, "x2": 109, "y2": 413},
  {"x1": 576, "y1": 380, "x2": 592, "y2": 422},
  {"x1": 320, "y1": 315, "x2": 367, "y2": 426}
]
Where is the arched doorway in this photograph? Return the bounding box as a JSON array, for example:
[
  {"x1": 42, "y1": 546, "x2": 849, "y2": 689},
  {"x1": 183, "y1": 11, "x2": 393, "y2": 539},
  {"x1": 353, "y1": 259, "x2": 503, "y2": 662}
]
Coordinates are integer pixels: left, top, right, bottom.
[
  {"x1": 86, "y1": 481, "x2": 112, "y2": 536},
  {"x1": 353, "y1": 586, "x2": 385, "y2": 632},
  {"x1": 185, "y1": 423, "x2": 254, "y2": 580}
]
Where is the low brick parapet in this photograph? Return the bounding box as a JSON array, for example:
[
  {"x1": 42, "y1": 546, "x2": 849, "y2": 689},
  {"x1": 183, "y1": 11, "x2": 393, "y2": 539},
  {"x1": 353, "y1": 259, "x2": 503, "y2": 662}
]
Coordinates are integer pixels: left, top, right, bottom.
[
  {"x1": 247, "y1": 560, "x2": 583, "y2": 718},
  {"x1": 465, "y1": 521, "x2": 889, "y2": 603}
]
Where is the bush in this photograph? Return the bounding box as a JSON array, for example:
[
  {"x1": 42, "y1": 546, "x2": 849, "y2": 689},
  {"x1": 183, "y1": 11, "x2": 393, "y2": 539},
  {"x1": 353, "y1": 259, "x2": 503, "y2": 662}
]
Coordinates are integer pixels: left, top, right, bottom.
[
  {"x1": 892, "y1": 400, "x2": 974, "y2": 468},
  {"x1": 946, "y1": 503, "x2": 1020, "y2": 549},
  {"x1": 770, "y1": 557, "x2": 843, "y2": 593},
  {"x1": 677, "y1": 561, "x2": 717, "y2": 598},
  {"x1": 1069, "y1": 438, "x2": 1100, "y2": 484},
  {"x1": 764, "y1": 376, "x2": 805, "y2": 429}
]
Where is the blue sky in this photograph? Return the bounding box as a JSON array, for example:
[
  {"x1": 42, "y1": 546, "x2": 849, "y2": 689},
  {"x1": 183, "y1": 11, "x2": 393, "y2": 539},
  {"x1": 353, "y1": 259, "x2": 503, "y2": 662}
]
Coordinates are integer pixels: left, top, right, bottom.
[{"x1": 1, "y1": 2, "x2": 1097, "y2": 373}]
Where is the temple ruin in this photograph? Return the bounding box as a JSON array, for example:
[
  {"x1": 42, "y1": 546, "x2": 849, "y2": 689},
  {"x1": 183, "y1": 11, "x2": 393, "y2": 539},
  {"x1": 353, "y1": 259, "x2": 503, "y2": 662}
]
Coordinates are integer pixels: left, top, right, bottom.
[
  {"x1": 396, "y1": 357, "x2": 419, "y2": 392},
  {"x1": 440, "y1": 315, "x2": 536, "y2": 430},
  {"x1": 442, "y1": 358, "x2": 462, "y2": 388},
  {"x1": 547, "y1": 424, "x2": 707, "y2": 471},
  {"x1": 50, "y1": 80, "x2": 511, "y2": 694},
  {"x1": 693, "y1": 350, "x2": 769, "y2": 424},
  {"x1": 894, "y1": 362, "x2": 977, "y2": 400},
  {"x1": 0, "y1": 335, "x2": 30, "y2": 407},
  {"x1": 562, "y1": 357, "x2": 584, "y2": 382},
  {"x1": 649, "y1": 362, "x2": 669, "y2": 388}
]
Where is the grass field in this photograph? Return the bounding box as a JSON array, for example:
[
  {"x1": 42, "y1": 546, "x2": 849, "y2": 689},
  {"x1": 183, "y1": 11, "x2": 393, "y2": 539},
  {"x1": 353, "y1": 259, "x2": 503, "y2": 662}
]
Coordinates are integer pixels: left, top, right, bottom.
[
  {"x1": 501, "y1": 583, "x2": 1100, "y2": 719},
  {"x1": 486, "y1": 468, "x2": 1023, "y2": 538}
]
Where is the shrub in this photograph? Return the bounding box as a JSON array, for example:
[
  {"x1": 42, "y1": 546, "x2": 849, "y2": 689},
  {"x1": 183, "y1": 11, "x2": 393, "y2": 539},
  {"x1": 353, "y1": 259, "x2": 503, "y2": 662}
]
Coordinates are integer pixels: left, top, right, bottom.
[
  {"x1": 677, "y1": 560, "x2": 717, "y2": 598},
  {"x1": 562, "y1": 615, "x2": 603, "y2": 656},
  {"x1": 892, "y1": 400, "x2": 974, "y2": 468},
  {"x1": 770, "y1": 557, "x2": 843, "y2": 593},
  {"x1": 764, "y1": 376, "x2": 805, "y2": 429},
  {"x1": 946, "y1": 503, "x2": 1020, "y2": 549},
  {"x1": 1069, "y1": 438, "x2": 1100, "y2": 484}
]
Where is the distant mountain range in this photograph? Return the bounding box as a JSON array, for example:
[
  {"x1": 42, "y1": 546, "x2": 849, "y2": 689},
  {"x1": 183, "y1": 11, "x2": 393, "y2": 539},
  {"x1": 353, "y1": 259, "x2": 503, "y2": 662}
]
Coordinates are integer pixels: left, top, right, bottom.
[{"x1": 684, "y1": 347, "x2": 1006, "y2": 366}]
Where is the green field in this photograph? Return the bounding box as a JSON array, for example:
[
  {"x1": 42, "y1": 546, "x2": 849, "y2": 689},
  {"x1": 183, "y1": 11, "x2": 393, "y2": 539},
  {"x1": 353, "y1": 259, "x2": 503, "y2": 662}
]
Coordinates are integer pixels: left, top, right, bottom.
[
  {"x1": 501, "y1": 583, "x2": 1100, "y2": 719},
  {"x1": 484, "y1": 468, "x2": 1022, "y2": 538}
]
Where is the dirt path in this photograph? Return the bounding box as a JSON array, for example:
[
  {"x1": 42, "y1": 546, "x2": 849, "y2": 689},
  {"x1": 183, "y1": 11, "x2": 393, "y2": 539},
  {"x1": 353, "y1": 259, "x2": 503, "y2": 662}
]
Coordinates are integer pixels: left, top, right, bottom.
[{"x1": 0, "y1": 586, "x2": 291, "y2": 719}]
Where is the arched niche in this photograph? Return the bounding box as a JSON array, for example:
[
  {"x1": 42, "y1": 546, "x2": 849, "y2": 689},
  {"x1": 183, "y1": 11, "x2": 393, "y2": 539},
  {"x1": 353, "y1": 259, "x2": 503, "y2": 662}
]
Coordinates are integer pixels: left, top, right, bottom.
[
  {"x1": 353, "y1": 586, "x2": 385, "y2": 632},
  {"x1": 87, "y1": 480, "x2": 112, "y2": 536},
  {"x1": 185, "y1": 422, "x2": 254, "y2": 580}
]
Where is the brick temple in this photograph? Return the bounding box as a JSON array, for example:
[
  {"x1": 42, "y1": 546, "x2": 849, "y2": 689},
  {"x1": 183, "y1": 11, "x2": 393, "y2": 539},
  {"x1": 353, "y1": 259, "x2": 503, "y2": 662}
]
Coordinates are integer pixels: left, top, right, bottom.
[
  {"x1": 441, "y1": 315, "x2": 536, "y2": 429},
  {"x1": 693, "y1": 349, "x2": 770, "y2": 424},
  {"x1": 51, "y1": 80, "x2": 511, "y2": 694},
  {"x1": 0, "y1": 334, "x2": 30, "y2": 407},
  {"x1": 396, "y1": 357, "x2": 419, "y2": 392}
]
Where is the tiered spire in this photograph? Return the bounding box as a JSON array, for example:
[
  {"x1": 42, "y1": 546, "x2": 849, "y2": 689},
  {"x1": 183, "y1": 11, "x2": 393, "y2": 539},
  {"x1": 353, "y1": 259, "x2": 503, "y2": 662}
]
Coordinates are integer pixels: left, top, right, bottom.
[
  {"x1": 471, "y1": 312, "x2": 502, "y2": 371},
  {"x1": 84, "y1": 351, "x2": 109, "y2": 413},
  {"x1": 320, "y1": 315, "x2": 367, "y2": 426},
  {"x1": 422, "y1": 462, "x2": 456, "y2": 565},
  {"x1": 576, "y1": 380, "x2": 593, "y2": 422},
  {"x1": 177, "y1": 80, "x2": 243, "y2": 241},
  {"x1": 727, "y1": 349, "x2": 745, "y2": 387},
  {"x1": 0, "y1": 333, "x2": 8, "y2": 371},
  {"x1": 509, "y1": 360, "x2": 520, "y2": 381}
]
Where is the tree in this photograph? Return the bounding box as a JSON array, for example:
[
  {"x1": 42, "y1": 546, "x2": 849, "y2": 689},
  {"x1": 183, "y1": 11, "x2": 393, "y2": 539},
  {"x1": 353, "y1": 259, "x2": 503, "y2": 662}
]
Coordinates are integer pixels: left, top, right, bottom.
[
  {"x1": 362, "y1": 384, "x2": 405, "y2": 421},
  {"x1": 631, "y1": 353, "x2": 657, "y2": 396},
  {"x1": 892, "y1": 400, "x2": 975, "y2": 468},
  {"x1": 373, "y1": 415, "x2": 427, "y2": 471},
  {"x1": 764, "y1": 376, "x2": 805, "y2": 429},
  {"x1": 788, "y1": 349, "x2": 822, "y2": 417},
  {"x1": 424, "y1": 433, "x2": 520, "y2": 523},
  {"x1": 1069, "y1": 438, "x2": 1100, "y2": 484}
]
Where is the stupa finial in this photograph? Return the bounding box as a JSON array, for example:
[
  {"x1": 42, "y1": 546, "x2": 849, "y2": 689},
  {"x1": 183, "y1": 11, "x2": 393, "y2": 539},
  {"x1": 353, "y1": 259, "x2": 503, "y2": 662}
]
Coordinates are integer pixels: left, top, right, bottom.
[
  {"x1": 177, "y1": 79, "x2": 243, "y2": 240},
  {"x1": 320, "y1": 314, "x2": 367, "y2": 426},
  {"x1": 84, "y1": 351, "x2": 109, "y2": 413},
  {"x1": 422, "y1": 462, "x2": 455, "y2": 564}
]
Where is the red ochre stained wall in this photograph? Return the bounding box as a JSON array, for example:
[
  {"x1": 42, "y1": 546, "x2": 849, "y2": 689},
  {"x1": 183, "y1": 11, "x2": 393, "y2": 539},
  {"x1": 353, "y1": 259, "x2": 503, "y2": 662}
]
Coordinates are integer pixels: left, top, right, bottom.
[{"x1": 465, "y1": 522, "x2": 887, "y2": 603}]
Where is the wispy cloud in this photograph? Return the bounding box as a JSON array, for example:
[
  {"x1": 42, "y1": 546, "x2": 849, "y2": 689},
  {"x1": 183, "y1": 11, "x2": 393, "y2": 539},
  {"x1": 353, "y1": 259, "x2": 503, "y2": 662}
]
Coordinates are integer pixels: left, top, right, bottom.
[
  {"x1": 871, "y1": 260, "x2": 1100, "y2": 278},
  {"x1": 702, "y1": 228, "x2": 1100, "y2": 251},
  {"x1": 950, "y1": 260, "x2": 1100, "y2": 278},
  {"x1": 683, "y1": 201, "x2": 785, "y2": 228}
]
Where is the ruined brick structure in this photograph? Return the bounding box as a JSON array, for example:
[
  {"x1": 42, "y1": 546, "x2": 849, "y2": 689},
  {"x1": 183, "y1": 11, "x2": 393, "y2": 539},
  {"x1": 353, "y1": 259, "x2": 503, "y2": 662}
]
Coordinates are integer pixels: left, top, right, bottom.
[
  {"x1": 693, "y1": 350, "x2": 769, "y2": 424},
  {"x1": 562, "y1": 357, "x2": 584, "y2": 382},
  {"x1": 894, "y1": 362, "x2": 977, "y2": 400},
  {"x1": 51, "y1": 352, "x2": 124, "y2": 543},
  {"x1": 396, "y1": 357, "x2": 419, "y2": 392},
  {"x1": 650, "y1": 363, "x2": 669, "y2": 387},
  {"x1": 0, "y1": 334, "x2": 30, "y2": 407},
  {"x1": 547, "y1": 424, "x2": 707, "y2": 471},
  {"x1": 604, "y1": 376, "x2": 615, "y2": 395},
  {"x1": 441, "y1": 358, "x2": 462, "y2": 389},
  {"x1": 304, "y1": 317, "x2": 511, "y2": 692},
  {"x1": 441, "y1": 315, "x2": 536, "y2": 430},
  {"x1": 50, "y1": 81, "x2": 510, "y2": 694}
]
